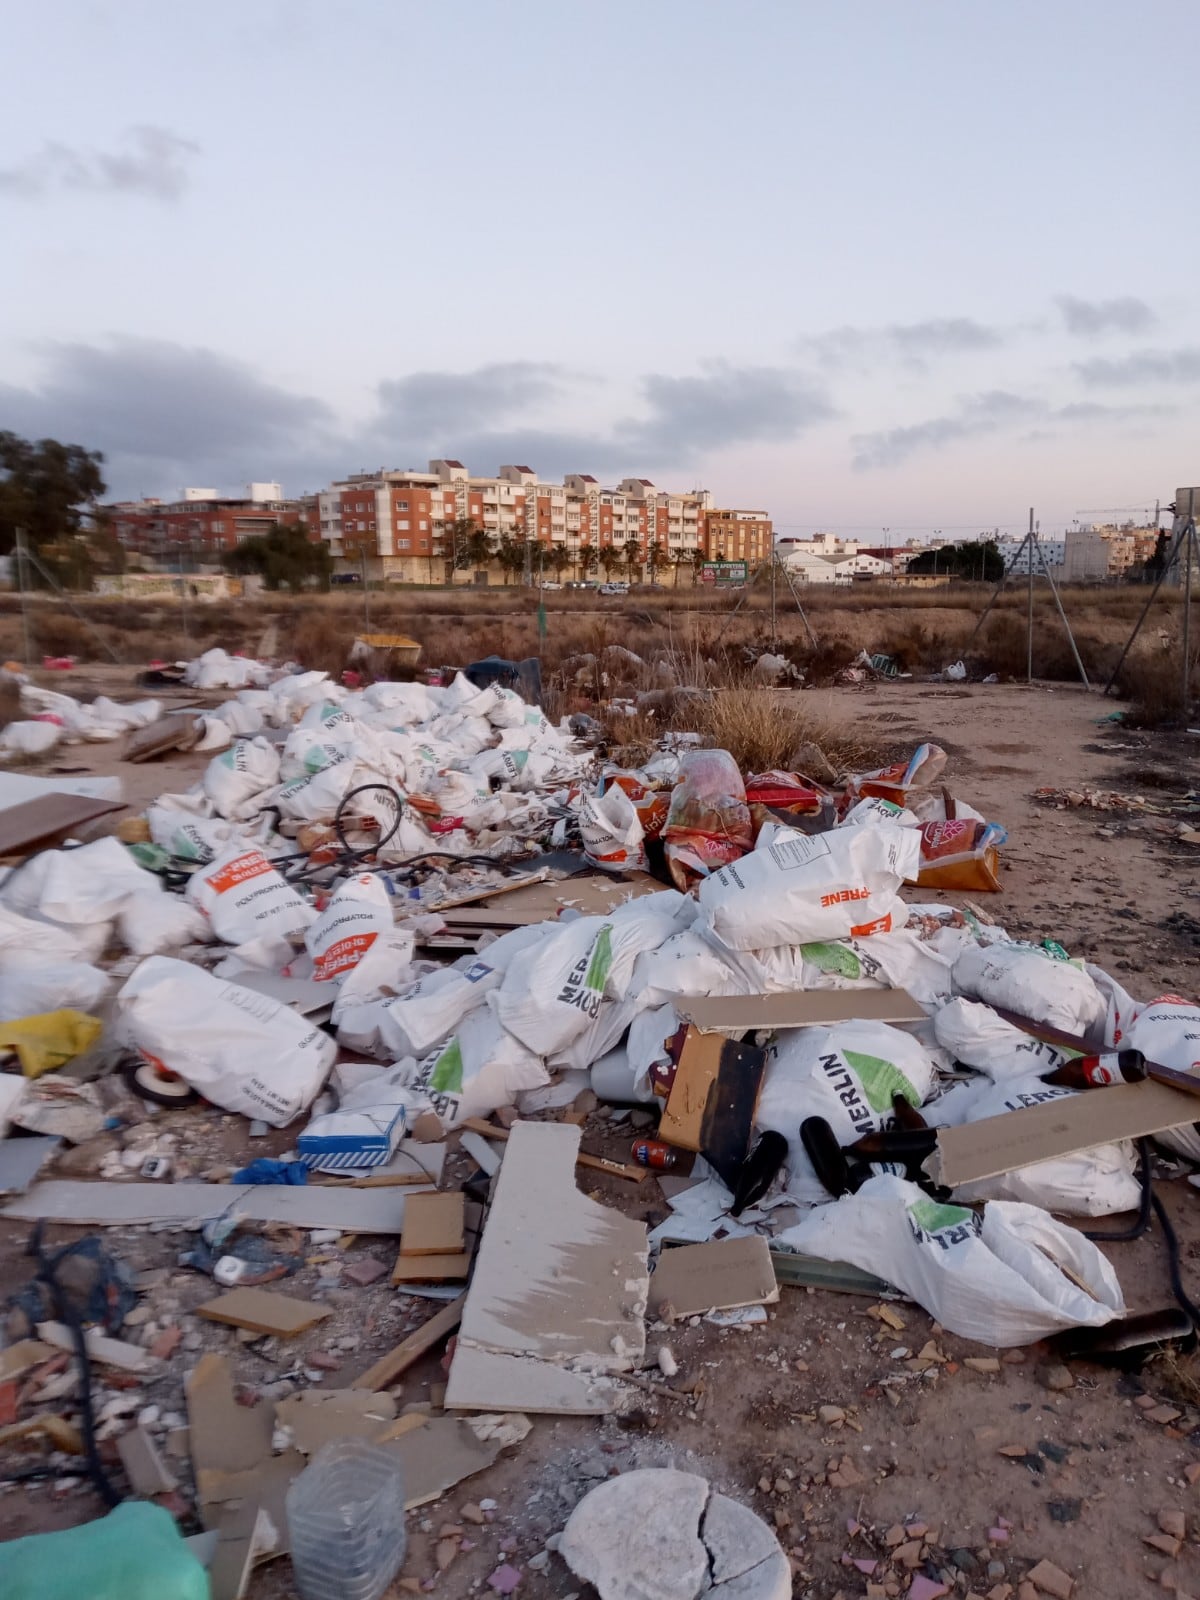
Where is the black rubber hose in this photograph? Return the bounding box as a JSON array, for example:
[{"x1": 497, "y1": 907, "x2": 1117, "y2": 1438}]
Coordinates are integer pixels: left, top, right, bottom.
[{"x1": 1083, "y1": 1138, "x2": 1155, "y2": 1243}]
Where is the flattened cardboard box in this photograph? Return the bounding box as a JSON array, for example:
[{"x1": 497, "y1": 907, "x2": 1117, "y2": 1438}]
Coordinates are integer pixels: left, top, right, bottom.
[
  {"x1": 648, "y1": 1236, "x2": 779, "y2": 1318},
  {"x1": 658, "y1": 1029, "x2": 766, "y2": 1186},
  {"x1": 930, "y1": 1077, "x2": 1200, "y2": 1188}
]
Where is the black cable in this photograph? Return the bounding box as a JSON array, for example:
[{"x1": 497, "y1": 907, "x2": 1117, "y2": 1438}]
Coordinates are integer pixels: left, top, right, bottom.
[
  {"x1": 1151, "y1": 1188, "x2": 1200, "y2": 1330},
  {"x1": 333, "y1": 782, "x2": 404, "y2": 861},
  {"x1": 1082, "y1": 1140, "x2": 1200, "y2": 1332},
  {"x1": 28, "y1": 1222, "x2": 123, "y2": 1509},
  {"x1": 1083, "y1": 1138, "x2": 1155, "y2": 1243}
]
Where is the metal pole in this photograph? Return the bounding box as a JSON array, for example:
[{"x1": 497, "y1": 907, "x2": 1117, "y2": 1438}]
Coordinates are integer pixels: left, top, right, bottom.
[
  {"x1": 1184, "y1": 488, "x2": 1195, "y2": 718},
  {"x1": 1026, "y1": 507, "x2": 1034, "y2": 684},
  {"x1": 1035, "y1": 534, "x2": 1090, "y2": 688},
  {"x1": 15, "y1": 529, "x2": 32, "y2": 667},
  {"x1": 360, "y1": 547, "x2": 370, "y2": 631},
  {"x1": 770, "y1": 544, "x2": 777, "y2": 652},
  {"x1": 1103, "y1": 517, "x2": 1191, "y2": 695},
  {"x1": 779, "y1": 557, "x2": 818, "y2": 649}
]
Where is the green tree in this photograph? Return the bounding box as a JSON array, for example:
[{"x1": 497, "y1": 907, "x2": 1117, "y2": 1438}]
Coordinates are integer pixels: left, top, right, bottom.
[
  {"x1": 548, "y1": 543, "x2": 571, "y2": 582},
  {"x1": 0, "y1": 431, "x2": 107, "y2": 556},
  {"x1": 622, "y1": 536, "x2": 642, "y2": 582},
  {"x1": 496, "y1": 536, "x2": 529, "y2": 585},
  {"x1": 224, "y1": 522, "x2": 332, "y2": 592},
  {"x1": 599, "y1": 545, "x2": 623, "y2": 580},
  {"x1": 688, "y1": 547, "x2": 707, "y2": 585},
  {"x1": 645, "y1": 539, "x2": 666, "y2": 584},
  {"x1": 907, "y1": 540, "x2": 1004, "y2": 581}
]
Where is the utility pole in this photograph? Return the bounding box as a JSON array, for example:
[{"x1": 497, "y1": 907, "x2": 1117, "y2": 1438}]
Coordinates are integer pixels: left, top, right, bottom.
[
  {"x1": 15, "y1": 529, "x2": 32, "y2": 666},
  {"x1": 360, "y1": 546, "x2": 370, "y2": 631},
  {"x1": 1184, "y1": 488, "x2": 1195, "y2": 720}
]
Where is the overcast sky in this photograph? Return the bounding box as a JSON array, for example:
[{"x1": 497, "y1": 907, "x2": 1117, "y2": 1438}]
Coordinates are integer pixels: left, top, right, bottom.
[{"x1": 1, "y1": 0, "x2": 1196, "y2": 536}]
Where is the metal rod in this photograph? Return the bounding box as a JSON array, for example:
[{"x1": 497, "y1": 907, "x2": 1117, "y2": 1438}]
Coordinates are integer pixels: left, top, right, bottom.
[
  {"x1": 360, "y1": 546, "x2": 370, "y2": 631},
  {"x1": 779, "y1": 558, "x2": 818, "y2": 648},
  {"x1": 15, "y1": 529, "x2": 32, "y2": 667},
  {"x1": 21, "y1": 542, "x2": 122, "y2": 663},
  {"x1": 1035, "y1": 532, "x2": 1090, "y2": 688},
  {"x1": 1026, "y1": 507, "x2": 1034, "y2": 684}
]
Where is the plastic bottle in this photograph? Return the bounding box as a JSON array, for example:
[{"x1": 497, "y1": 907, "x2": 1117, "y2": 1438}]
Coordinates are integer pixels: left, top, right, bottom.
[{"x1": 286, "y1": 1438, "x2": 407, "y2": 1600}]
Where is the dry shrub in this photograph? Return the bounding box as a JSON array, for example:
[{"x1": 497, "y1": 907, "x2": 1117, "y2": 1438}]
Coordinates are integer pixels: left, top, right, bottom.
[
  {"x1": 1117, "y1": 645, "x2": 1191, "y2": 727},
  {"x1": 695, "y1": 686, "x2": 885, "y2": 774},
  {"x1": 285, "y1": 608, "x2": 350, "y2": 676}
]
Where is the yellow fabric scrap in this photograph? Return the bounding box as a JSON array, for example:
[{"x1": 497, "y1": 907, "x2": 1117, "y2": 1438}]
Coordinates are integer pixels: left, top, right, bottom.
[{"x1": 0, "y1": 1011, "x2": 104, "y2": 1078}]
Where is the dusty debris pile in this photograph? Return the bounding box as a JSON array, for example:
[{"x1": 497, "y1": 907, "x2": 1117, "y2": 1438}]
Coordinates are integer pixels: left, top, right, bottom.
[{"x1": 0, "y1": 644, "x2": 1198, "y2": 1598}]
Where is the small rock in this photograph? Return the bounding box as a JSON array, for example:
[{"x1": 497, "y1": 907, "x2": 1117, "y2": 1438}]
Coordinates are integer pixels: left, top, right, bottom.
[
  {"x1": 150, "y1": 1327, "x2": 182, "y2": 1361},
  {"x1": 527, "y1": 1551, "x2": 549, "y2": 1572},
  {"x1": 894, "y1": 1540, "x2": 924, "y2": 1568},
  {"x1": 342, "y1": 1257, "x2": 388, "y2": 1287},
  {"x1": 828, "y1": 1457, "x2": 863, "y2": 1488},
  {"x1": 909, "y1": 1578, "x2": 950, "y2": 1600},
  {"x1": 819, "y1": 1405, "x2": 846, "y2": 1425},
  {"x1": 657, "y1": 1347, "x2": 678, "y2": 1378},
  {"x1": 461, "y1": 1502, "x2": 484, "y2": 1524},
  {"x1": 1040, "y1": 1365, "x2": 1075, "y2": 1393},
  {"x1": 964, "y1": 1358, "x2": 1001, "y2": 1374},
  {"x1": 988, "y1": 1561, "x2": 1008, "y2": 1579},
  {"x1": 1146, "y1": 1405, "x2": 1184, "y2": 1425},
  {"x1": 1136, "y1": 1394, "x2": 1159, "y2": 1411},
  {"x1": 1145, "y1": 1534, "x2": 1182, "y2": 1559},
  {"x1": 1159, "y1": 1511, "x2": 1187, "y2": 1540},
  {"x1": 435, "y1": 1537, "x2": 458, "y2": 1572},
  {"x1": 487, "y1": 1564, "x2": 522, "y2": 1595},
  {"x1": 1186, "y1": 1464, "x2": 1200, "y2": 1486},
  {"x1": 1026, "y1": 1558, "x2": 1074, "y2": 1598}
]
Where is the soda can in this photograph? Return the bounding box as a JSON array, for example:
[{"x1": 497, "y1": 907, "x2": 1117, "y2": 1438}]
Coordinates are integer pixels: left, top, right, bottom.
[{"x1": 631, "y1": 1139, "x2": 678, "y2": 1170}]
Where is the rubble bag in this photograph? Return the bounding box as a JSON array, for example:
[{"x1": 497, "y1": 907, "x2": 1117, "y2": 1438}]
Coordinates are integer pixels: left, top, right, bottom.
[
  {"x1": 699, "y1": 821, "x2": 919, "y2": 950},
  {"x1": 755, "y1": 1020, "x2": 936, "y2": 1203},
  {"x1": 1122, "y1": 994, "x2": 1200, "y2": 1161},
  {"x1": 117, "y1": 956, "x2": 337, "y2": 1126},
  {"x1": 915, "y1": 818, "x2": 1007, "y2": 892},
  {"x1": 953, "y1": 941, "x2": 1105, "y2": 1035},
  {"x1": 187, "y1": 844, "x2": 316, "y2": 945},
  {"x1": 775, "y1": 1173, "x2": 1125, "y2": 1346},
  {"x1": 0, "y1": 1499, "x2": 210, "y2": 1600},
  {"x1": 663, "y1": 748, "x2": 754, "y2": 890},
  {"x1": 577, "y1": 783, "x2": 648, "y2": 873},
  {"x1": 600, "y1": 770, "x2": 672, "y2": 840},
  {"x1": 305, "y1": 873, "x2": 395, "y2": 981},
  {"x1": 846, "y1": 742, "x2": 947, "y2": 805}
]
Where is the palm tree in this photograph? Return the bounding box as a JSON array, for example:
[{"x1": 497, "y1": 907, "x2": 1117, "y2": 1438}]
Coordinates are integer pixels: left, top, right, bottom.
[
  {"x1": 548, "y1": 545, "x2": 571, "y2": 582},
  {"x1": 689, "y1": 548, "x2": 707, "y2": 586},
  {"x1": 622, "y1": 537, "x2": 642, "y2": 583},
  {"x1": 599, "y1": 546, "x2": 623, "y2": 580},
  {"x1": 646, "y1": 540, "x2": 666, "y2": 585}
]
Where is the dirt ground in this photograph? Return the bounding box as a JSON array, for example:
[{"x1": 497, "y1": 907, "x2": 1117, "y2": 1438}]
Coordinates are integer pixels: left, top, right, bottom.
[{"x1": 2, "y1": 673, "x2": 1200, "y2": 1600}]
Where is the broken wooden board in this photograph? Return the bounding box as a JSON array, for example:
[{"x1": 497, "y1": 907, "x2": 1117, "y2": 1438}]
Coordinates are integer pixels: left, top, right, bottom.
[
  {"x1": 118, "y1": 1424, "x2": 178, "y2": 1495},
  {"x1": 196, "y1": 1287, "x2": 331, "y2": 1339},
  {"x1": 0, "y1": 1338, "x2": 53, "y2": 1382},
  {"x1": 125, "y1": 711, "x2": 202, "y2": 763},
  {"x1": 929, "y1": 1077, "x2": 1200, "y2": 1188},
  {"x1": 392, "y1": 1249, "x2": 471, "y2": 1284},
  {"x1": 648, "y1": 1236, "x2": 779, "y2": 1319},
  {"x1": 445, "y1": 1121, "x2": 648, "y2": 1415},
  {"x1": 460, "y1": 1117, "x2": 648, "y2": 1184},
  {"x1": 207, "y1": 1503, "x2": 278, "y2": 1600},
  {"x1": 37, "y1": 1321, "x2": 156, "y2": 1373},
  {"x1": 0, "y1": 793, "x2": 125, "y2": 858},
  {"x1": 670, "y1": 988, "x2": 927, "y2": 1035},
  {"x1": 186, "y1": 1353, "x2": 274, "y2": 1495},
  {"x1": 436, "y1": 870, "x2": 662, "y2": 931},
  {"x1": 400, "y1": 1190, "x2": 465, "y2": 1256},
  {"x1": 353, "y1": 1293, "x2": 467, "y2": 1391},
  {"x1": 2, "y1": 1177, "x2": 434, "y2": 1231}
]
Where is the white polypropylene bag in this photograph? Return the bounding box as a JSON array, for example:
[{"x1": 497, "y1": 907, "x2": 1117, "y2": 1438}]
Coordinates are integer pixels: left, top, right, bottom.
[
  {"x1": 202, "y1": 738, "x2": 281, "y2": 820},
  {"x1": 146, "y1": 808, "x2": 234, "y2": 865},
  {"x1": 377, "y1": 923, "x2": 550, "y2": 1058},
  {"x1": 0, "y1": 902, "x2": 110, "y2": 964},
  {"x1": 1123, "y1": 995, "x2": 1200, "y2": 1160},
  {"x1": 304, "y1": 873, "x2": 395, "y2": 981},
  {"x1": 1, "y1": 837, "x2": 153, "y2": 924},
  {"x1": 273, "y1": 753, "x2": 356, "y2": 822},
  {"x1": 186, "y1": 845, "x2": 315, "y2": 945},
  {"x1": 776, "y1": 1174, "x2": 1125, "y2": 1346},
  {"x1": 0, "y1": 721, "x2": 63, "y2": 757},
  {"x1": 755, "y1": 1021, "x2": 936, "y2": 1203},
  {"x1": 941, "y1": 1074, "x2": 1141, "y2": 1216},
  {"x1": 699, "y1": 822, "x2": 919, "y2": 950},
  {"x1": 117, "y1": 889, "x2": 211, "y2": 957},
  {"x1": 404, "y1": 1002, "x2": 548, "y2": 1129},
  {"x1": 329, "y1": 932, "x2": 420, "y2": 1054},
  {"x1": 0, "y1": 955, "x2": 111, "y2": 1022},
  {"x1": 578, "y1": 785, "x2": 647, "y2": 873},
  {"x1": 952, "y1": 942, "x2": 1105, "y2": 1036},
  {"x1": 494, "y1": 893, "x2": 692, "y2": 1058},
  {"x1": 933, "y1": 997, "x2": 1070, "y2": 1081},
  {"x1": 117, "y1": 956, "x2": 337, "y2": 1126}
]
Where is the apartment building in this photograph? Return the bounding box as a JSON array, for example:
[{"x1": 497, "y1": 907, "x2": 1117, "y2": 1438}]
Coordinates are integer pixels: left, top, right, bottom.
[
  {"x1": 315, "y1": 461, "x2": 719, "y2": 582},
  {"x1": 105, "y1": 483, "x2": 312, "y2": 557},
  {"x1": 703, "y1": 509, "x2": 773, "y2": 566}
]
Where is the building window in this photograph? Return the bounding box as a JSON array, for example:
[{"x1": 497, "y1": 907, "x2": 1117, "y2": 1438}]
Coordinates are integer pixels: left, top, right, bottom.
[
  {"x1": 369, "y1": 521, "x2": 376, "y2": 530},
  {"x1": 396, "y1": 539, "x2": 411, "y2": 550},
  {"x1": 396, "y1": 499, "x2": 409, "y2": 510},
  {"x1": 397, "y1": 519, "x2": 410, "y2": 530},
  {"x1": 419, "y1": 519, "x2": 428, "y2": 530}
]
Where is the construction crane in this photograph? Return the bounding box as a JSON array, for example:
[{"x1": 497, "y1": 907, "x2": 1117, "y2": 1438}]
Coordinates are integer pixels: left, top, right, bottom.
[{"x1": 1075, "y1": 501, "x2": 1160, "y2": 523}]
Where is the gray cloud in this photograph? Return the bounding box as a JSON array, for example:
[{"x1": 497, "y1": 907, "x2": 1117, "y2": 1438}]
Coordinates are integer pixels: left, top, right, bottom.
[
  {"x1": 0, "y1": 125, "x2": 199, "y2": 203},
  {"x1": 851, "y1": 391, "x2": 1035, "y2": 470},
  {"x1": 618, "y1": 362, "x2": 834, "y2": 457},
  {"x1": 806, "y1": 317, "x2": 1006, "y2": 372},
  {"x1": 1072, "y1": 348, "x2": 1200, "y2": 387},
  {"x1": 0, "y1": 337, "x2": 337, "y2": 495},
  {"x1": 1056, "y1": 295, "x2": 1157, "y2": 337},
  {"x1": 375, "y1": 362, "x2": 567, "y2": 437}
]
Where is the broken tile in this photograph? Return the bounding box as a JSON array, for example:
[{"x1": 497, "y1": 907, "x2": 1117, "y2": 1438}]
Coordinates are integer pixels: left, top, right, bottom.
[{"x1": 1026, "y1": 1559, "x2": 1074, "y2": 1598}]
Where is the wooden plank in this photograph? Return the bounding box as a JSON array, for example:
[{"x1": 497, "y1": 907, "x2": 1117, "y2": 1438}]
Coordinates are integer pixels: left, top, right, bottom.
[
  {"x1": 0, "y1": 793, "x2": 124, "y2": 857},
  {"x1": 460, "y1": 1117, "x2": 648, "y2": 1184},
  {"x1": 671, "y1": 988, "x2": 927, "y2": 1035},
  {"x1": 399, "y1": 1191, "x2": 465, "y2": 1257},
  {"x1": 196, "y1": 1287, "x2": 331, "y2": 1339},
  {"x1": 355, "y1": 1293, "x2": 468, "y2": 1391},
  {"x1": 391, "y1": 1249, "x2": 471, "y2": 1284}
]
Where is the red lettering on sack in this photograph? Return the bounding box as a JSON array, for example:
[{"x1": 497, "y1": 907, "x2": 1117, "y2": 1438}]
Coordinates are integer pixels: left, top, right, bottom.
[
  {"x1": 850, "y1": 914, "x2": 893, "y2": 937},
  {"x1": 207, "y1": 852, "x2": 273, "y2": 894},
  {"x1": 819, "y1": 886, "x2": 871, "y2": 907},
  {"x1": 312, "y1": 931, "x2": 378, "y2": 980}
]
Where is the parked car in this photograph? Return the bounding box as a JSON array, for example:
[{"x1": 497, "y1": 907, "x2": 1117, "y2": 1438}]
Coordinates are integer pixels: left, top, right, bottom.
[
  {"x1": 599, "y1": 582, "x2": 629, "y2": 595},
  {"x1": 540, "y1": 580, "x2": 563, "y2": 590}
]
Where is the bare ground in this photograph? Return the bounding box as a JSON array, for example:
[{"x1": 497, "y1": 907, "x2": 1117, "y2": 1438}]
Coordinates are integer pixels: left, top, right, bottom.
[{"x1": 1, "y1": 675, "x2": 1200, "y2": 1599}]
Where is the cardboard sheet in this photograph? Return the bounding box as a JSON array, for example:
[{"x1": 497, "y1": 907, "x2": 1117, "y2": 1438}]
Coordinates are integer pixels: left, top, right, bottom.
[
  {"x1": 930, "y1": 1077, "x2": 1200, "y2": 1188},
  {"x1": 392, "y1": 1249, "x2": 471, "y2": 1283},
  {"x1": 196, "y1": 1287, "x2": 331, "y2": 1338},
  {"x1": 383, "y1": 1415, "x2": 506, "y2": 1508},
  {"x1": 275, "y1": 1389, "x2": 396, "y2": 1453},
  {"x1": 186, "y1": 1354, "x2": 274, "y2": 1493},
  {"x1": 0, "y1": 793, "x2": 125, "y2": 857},
  {"x1": 658, "y1": 1030, "x2": 766, "y2": 1185},
  {"x1": 648, "y1": 1236, "x2": 779, "y2": 1318},
  {"x1": 2, "y1": 1176, "x2": 438, "y2": 1231},
  {"x1": 445, "y1": 1122, "x2": 648, "y2": 1415},
  {"x1": 671, "y1": 988, "x2": 927, "y2": 1034},
  {"x1": 438, "y1": 871, "x2": 662, "y2": 930},
  {"x1": 400, "y1": 1190, "x2": 465, "y2": 1256}
]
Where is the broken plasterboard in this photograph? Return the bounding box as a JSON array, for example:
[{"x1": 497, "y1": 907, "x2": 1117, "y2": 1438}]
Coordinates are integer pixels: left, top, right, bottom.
[
  {"x1": 436, "y1": 870, "x2": 662, "y2": 930},
  {"x1": 196, "y1": 1287, "x2": 331, "y2": 1339},
  {"x1": 382, "y1": 1415, "x2": 511, "y2": 1508},
  {"x1": 929, "y1": 1077, "x2": 1200, "y2": 1188},
  {"x1": 275, "y1": 1389, "x2": 396, "y2": 1454},
  {"x1": 0, "y1": 1134, "x2": 59, "y2": 1195},
  {"x1": 186, "y1": 1353, "x2": 274, "y2": 1492},
  {"x1": 1, "y1": 1174, "x2": 439, "y2": 1232},
  {"x1": 670, "y1": 988, "x2": 927, "y2": 1035},
  {"x1": 445, "y1": 1121, "x2": 648, "y2": 1415},
  {"x1": 647, "y1": 1236, "x2": 779, "y2": 1319}
]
